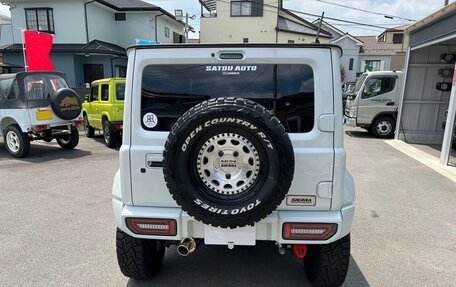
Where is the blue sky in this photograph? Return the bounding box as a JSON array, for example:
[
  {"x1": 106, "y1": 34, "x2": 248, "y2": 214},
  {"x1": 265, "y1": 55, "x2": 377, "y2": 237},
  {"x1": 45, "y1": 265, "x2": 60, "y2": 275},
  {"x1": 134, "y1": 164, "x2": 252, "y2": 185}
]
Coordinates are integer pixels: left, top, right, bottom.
[{"x1": 0, "y1": 0, "x2": 454, "y2": 37}]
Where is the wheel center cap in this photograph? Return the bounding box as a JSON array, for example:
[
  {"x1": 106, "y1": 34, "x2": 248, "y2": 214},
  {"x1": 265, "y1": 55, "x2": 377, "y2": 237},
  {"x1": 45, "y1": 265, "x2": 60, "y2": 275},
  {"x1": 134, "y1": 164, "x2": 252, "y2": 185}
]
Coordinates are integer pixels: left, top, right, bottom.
[{"x1": 218, "y1": 153, "x2": 239, "y2": 174}]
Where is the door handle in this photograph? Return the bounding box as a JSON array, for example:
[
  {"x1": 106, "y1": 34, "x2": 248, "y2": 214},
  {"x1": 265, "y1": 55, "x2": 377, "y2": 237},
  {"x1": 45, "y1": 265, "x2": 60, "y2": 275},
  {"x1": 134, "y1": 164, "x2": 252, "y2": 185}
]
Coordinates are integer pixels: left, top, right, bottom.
[{"x1": 386, "y1": 102, "x2": 395, "y2": 106}]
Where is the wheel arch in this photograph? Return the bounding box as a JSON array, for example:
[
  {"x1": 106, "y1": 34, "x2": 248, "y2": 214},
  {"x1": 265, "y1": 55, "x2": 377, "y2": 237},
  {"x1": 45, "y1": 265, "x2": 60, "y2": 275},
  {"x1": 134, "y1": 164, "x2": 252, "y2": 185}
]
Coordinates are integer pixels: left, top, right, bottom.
[
  {"x1": 371, "y1": 111, "x2": 397, "y2": 127},
  {"x1": 101, "y1": 113, "x2": 110, "y2": 123},
  {"x1": 0, "y1": 116, "x2": 20, "y2": 134}
]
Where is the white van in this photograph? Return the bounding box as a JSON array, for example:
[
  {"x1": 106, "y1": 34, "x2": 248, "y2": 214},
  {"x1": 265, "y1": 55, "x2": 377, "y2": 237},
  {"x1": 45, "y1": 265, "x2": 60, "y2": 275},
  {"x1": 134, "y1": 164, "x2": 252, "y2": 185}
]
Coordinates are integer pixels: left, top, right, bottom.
[{"x1": 345, "y1": 71, "x2": 404, "y2": 138}]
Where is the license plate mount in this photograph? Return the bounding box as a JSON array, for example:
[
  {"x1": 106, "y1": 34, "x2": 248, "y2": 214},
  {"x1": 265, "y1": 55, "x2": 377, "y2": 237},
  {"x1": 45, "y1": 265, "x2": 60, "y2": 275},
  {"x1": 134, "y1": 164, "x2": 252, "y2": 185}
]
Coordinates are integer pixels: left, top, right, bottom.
[{"x1": 204, "y1": 225, "x2": 256, "y2": 246}]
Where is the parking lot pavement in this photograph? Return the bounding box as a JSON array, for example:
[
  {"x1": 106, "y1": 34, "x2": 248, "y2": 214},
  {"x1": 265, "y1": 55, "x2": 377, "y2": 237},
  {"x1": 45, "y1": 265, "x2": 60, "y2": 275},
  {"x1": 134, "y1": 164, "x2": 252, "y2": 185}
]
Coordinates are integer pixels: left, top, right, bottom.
[{"x1": 0, "y1": 129, "x2": 455, "y2": 287}]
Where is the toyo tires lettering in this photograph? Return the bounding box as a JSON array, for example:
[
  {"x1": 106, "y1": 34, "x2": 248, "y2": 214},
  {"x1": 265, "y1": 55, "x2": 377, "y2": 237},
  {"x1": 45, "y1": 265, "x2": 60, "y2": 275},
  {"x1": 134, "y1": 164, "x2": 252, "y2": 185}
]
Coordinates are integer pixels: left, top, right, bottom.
[
  {"x1": 181, "y1": 117, "x2": 274, "y2": 151},
  {"x1": 194, "y1": 198, "x2": 261, "y2": 215}
]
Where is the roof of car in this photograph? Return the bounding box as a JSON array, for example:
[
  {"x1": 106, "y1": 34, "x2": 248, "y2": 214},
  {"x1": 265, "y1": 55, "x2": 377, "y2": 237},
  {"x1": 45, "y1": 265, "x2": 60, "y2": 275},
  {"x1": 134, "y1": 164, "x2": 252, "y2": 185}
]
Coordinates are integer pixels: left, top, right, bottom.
[{"x1": 128, "y1": 43, "x2": 343, "y2": 57}]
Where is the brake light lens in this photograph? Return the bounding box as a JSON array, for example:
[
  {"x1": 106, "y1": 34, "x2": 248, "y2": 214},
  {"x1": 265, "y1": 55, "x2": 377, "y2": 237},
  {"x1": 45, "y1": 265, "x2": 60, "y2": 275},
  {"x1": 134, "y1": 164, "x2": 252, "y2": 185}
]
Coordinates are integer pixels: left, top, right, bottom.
[
  {"x1": 282, "y1": 223, "x2": 337, "y2": 240},
  {"x1": 126, "y1": 218, "x2": 177, "y2": 236},
  {"x1": 32, "y1": 124, "x2": 50, "y2": 131},
  {"x1": 73, "y1": 120, "x2": 84, "y2": 126}
]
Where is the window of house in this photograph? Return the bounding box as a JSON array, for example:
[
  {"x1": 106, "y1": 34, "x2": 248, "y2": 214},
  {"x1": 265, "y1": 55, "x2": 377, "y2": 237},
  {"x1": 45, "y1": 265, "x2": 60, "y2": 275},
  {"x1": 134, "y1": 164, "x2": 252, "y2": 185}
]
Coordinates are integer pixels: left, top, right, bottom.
[
  {"x1": 165, "y1": 27, "x2": 170, "y2": 38},
  {"x1": 364, "y1": 60, "x2": 382, "y2": 72},
  {"x1": 115, "y1": 66, "x2": 127, "y2": 78},
  {"x1": 349, "y1": 58, "x2": 354, "y2": 71},
  {"x1": 101, "y1": 85, "x2": 109, "y2": 101},
  {"x1": 115, "y1": 13, "x2": 126, "y2": 21},
  {"x1": 25, "y1": 8, "x2": 54, "y2": 34},
  {"x1": 362, "y1": 77, "x2": 396, "y2": 99},
  {"x1": 84, "y1": 64, "x2": 104, "y2": 84},
  {"x1": 231, "y1": 0, "x2": 263, "y2": 17},
  {"x1": 393, "y1": 34, "x2": 404, "y2": 44}
]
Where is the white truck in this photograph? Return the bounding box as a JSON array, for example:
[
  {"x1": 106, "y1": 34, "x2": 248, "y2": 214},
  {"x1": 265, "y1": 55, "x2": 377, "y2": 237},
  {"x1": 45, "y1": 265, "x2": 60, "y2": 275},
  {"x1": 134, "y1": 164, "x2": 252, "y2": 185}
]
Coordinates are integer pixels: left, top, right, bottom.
[
  {"x1": 345, "y1": 71, "x2": 404, "y2": 138},
  {"x1": 0, "y1": 72, "x2": 83, "y2": 158},
  {"x1": 113, "y1": 44, "x2": 356, "y2": 287}
]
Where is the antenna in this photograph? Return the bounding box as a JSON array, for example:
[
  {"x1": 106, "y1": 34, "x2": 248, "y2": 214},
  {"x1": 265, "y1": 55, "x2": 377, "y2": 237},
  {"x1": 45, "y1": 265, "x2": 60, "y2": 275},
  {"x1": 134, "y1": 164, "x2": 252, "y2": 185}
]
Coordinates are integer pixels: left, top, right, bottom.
[{"x1": 315, "y1": 12, "x2": 325, "y2": 44}]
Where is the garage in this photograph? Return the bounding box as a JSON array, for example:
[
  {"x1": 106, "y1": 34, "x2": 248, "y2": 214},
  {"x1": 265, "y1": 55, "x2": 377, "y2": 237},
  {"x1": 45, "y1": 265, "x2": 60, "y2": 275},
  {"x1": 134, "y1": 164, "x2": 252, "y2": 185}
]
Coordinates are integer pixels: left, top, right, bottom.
[{"x1": 395, "y1": 3, "x2": 456, "y2": 166}]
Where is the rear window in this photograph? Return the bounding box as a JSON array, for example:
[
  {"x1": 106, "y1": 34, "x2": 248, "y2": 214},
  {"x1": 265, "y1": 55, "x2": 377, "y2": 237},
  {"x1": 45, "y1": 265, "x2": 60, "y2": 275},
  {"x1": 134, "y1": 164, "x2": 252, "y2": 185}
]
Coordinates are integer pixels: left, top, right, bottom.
[
  {"x1": 141, "y1": 64, "x2": 315, "y2": 133},
  {"x1": 116, "y1": 83, "x2": 125, "y2": 101},
  {"x1": 24, "y1": 74, "x2": 68, "y2": 100}
]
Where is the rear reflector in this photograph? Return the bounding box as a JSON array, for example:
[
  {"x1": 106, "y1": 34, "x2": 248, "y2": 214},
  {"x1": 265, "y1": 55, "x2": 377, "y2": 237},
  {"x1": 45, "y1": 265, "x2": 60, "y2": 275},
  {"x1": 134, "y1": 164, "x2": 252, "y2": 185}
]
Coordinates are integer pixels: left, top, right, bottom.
[
  {"x1": 282, "y1": 223, "x2": 337, "y2": 240},
  {"x1": 73, "y1": 120, "x2": 84, "y2": 126},
  {"x1": 126, "y1": 218, "x2": 177, "y2": 236},
  {"x1": 113, "y1": 124, "x2": 123, "y2": 130}
]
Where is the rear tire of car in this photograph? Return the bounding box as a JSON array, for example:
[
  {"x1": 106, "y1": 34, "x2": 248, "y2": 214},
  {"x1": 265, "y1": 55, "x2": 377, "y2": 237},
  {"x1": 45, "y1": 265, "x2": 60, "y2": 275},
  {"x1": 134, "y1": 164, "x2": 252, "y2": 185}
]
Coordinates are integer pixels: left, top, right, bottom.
[
  {"x1": 116, "y1": 228, "x2": 165, "y2": 280},
  {"x1": 3, "y1": 125, "x2": 30, "y2": 158},
  {"x1": 84, "y1": 114, "x2": 95, "y2": 138},
  {"x1": 370, "y1": 117, "x2": 396, "y2": 138},
  {"x1": 304, "y1": 234, "x2": 351, "y2": 287},
  {"x1": 103, "y1": 120, "x2": 119, "y2": 148},
  {"x1": 56, "y1": 128, "x2": 79, "y2": 150}
]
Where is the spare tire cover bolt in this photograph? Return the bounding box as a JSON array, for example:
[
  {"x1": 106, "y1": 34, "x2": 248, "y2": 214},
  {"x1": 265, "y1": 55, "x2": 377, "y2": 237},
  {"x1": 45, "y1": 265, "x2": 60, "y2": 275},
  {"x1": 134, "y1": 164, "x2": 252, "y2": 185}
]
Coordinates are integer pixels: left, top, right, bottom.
[
  {"x1": 233, "y1": 151, "x2": 239, "y2": 157},
  {"x1": 218, "y1": 151, "x2": 224, "y2": 157},
  {"x1": 226, "y1": 174, "x2": 231, "y2": 179}
]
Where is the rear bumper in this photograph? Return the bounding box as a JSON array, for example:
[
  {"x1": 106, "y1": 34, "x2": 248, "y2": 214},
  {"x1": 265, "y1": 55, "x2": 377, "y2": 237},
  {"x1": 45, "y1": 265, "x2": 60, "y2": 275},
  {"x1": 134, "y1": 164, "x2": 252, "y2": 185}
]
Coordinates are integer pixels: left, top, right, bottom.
[{"x1": 112, "y1": 198, "x2": 354, "y2": 245}]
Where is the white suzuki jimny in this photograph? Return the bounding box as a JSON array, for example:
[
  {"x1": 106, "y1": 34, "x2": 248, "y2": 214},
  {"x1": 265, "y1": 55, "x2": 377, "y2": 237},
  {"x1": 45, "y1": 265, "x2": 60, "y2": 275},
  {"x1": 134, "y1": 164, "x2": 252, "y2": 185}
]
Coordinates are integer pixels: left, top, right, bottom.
[
  {"x1": 0, "y1": 72, "x2": 83, "y2": 158},
  {"x1": 113, "y1": 44, "x2": 356, "y2": 287}
]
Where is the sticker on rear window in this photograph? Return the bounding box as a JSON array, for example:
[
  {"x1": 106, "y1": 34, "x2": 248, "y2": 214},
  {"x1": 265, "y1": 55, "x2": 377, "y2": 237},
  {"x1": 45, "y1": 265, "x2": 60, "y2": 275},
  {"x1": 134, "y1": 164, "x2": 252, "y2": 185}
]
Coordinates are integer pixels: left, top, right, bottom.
[{"x1": 143, "y1": 113, "x2": 158, "y2": 129}]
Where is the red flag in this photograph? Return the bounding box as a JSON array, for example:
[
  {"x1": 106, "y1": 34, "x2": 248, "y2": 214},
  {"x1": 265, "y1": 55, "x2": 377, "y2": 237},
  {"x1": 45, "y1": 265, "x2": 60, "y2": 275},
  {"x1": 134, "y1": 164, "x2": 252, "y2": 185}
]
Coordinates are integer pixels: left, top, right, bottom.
[{"x1": 23, "y1": 30, "x2": 54, "y2": 71}]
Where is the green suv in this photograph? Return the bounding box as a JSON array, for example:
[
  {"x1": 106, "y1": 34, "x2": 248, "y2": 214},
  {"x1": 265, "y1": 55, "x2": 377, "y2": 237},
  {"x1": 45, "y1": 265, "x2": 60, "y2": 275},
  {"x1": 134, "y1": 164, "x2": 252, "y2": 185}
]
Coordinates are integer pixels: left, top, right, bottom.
[{"x1": 82, "y1": 78, "x2": 125, "y2": 147}]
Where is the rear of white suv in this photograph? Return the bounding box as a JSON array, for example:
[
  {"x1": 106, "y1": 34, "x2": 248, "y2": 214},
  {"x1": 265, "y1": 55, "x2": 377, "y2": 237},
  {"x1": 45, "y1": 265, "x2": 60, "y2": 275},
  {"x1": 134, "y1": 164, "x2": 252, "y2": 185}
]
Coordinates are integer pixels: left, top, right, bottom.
[{"x1": 113, "y1": 44, "x2": 355, "y2": 287}]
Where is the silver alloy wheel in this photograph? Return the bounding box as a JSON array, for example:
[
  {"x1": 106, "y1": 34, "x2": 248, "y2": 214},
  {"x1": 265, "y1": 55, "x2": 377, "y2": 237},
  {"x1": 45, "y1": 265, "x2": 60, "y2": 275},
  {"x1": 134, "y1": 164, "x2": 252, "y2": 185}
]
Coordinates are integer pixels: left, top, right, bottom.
[
  {"x1": 376, "y1": 120, "x2": 393, "y2": 136},
  {"x1": 6, "y1": 131, "x2": 20, "y2": 153},
  {"x1": 197, "y1": 133, "x2": 260, "y2": 196},
  {"x1": 104, "y1": 124, "x2": 110, "y2": 144}
]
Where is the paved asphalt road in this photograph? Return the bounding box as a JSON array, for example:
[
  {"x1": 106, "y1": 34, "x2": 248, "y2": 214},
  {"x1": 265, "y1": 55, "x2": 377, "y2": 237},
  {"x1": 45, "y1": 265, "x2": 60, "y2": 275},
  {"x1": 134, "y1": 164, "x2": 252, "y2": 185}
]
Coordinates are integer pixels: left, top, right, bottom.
[{"x1": 0, "y1": 128, "x2": 455, "y2": 287}]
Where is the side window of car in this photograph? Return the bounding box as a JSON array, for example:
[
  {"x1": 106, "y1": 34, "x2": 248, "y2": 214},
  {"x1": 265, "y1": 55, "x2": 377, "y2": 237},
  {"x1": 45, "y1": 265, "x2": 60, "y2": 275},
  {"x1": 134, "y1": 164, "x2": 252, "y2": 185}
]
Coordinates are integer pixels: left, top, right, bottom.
[
  {"x1": 101, "y1": 85, "x2": 109, "y2": 101},
  {"x1": 362, "y1": 77, "x2": 396, "y2": 99},
  {"x1": 0, "y1": 79, "x2": 14, "y2": 100},
  {"x1": 91, "y1": 86, "x2": 98, "y2": 102}
]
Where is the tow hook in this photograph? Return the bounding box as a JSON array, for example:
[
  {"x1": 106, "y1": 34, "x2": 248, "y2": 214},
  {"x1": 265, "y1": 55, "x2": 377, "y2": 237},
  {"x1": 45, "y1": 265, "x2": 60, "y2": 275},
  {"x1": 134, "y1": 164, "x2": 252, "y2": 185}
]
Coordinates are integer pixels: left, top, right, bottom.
[
  {"x1": 293, "y1": 244, "x2": 308, "y2": 259},
  {"x1": 177, "y1": 238, "x2": 197, "y2": 256}
]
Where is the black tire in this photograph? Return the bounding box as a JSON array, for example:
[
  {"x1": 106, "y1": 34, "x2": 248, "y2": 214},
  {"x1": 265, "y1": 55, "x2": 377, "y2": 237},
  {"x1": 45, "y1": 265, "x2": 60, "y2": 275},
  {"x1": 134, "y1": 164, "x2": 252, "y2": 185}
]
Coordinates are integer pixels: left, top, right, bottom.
[
  {"x1": 116, "y1": 228, "x2": 165, "y2": 280},
  {"x1": 103, "y1": 120, "x2": 119, "y2": 148},
  {"x1": 56, "y1": 128, "x2": 79, "y2": 150},
  {"x1": 370, "y1": 117, "x2": 396, "y2": 138},
  {"x1": 3, "y1": 125, "x2": 30, "y2": 158},
  {"x1": 304, "y1": 234, "x2": 351, "y2": 287},
  {"x1": 84, "y1": 114, "x2": 95, "y2": 138},
  {"x1": 50, "y1": 88, "x2": 82, "y2": 120},
  {"x1": 163, "y1": 98, "x2": 294, "y2": 228}
]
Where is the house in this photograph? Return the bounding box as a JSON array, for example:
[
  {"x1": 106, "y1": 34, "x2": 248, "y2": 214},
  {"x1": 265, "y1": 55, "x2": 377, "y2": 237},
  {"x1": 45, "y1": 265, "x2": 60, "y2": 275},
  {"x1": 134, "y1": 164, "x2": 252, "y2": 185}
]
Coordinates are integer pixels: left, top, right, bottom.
[
  {"x1": 356, "y1": 25, "x2": 409, "y2": 74},
  {"x1": 313, "y1": 19, "x2": 364, "y2": 83},
  {"x1": 0, "y1": 0, "x2": 188, "y2": 89},
  {"x1": 199, "y1": 0, "x2": 332, "y2": 44},
  {"x1": 394, "y1": 2, "x2": 456, "y2": 166}
]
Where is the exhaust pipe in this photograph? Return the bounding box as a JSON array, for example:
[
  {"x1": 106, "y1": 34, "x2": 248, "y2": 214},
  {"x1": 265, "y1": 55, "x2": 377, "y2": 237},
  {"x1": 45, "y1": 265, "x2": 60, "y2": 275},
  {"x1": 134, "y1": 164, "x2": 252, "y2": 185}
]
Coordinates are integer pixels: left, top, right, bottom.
[{"x1": 177, "y1": 238, "x2": 197, "y2": 256}]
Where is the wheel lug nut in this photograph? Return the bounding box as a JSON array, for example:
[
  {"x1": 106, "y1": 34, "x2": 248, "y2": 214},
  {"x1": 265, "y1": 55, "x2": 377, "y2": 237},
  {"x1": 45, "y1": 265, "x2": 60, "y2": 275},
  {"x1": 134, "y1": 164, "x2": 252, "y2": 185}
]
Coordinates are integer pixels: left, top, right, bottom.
[
  {"x1": 233, "y1": 151, "x2": 239, "y2": 157},
  {"x1": 218, "y1": 151, "x2": 224, "y2": 157},
  {"x1": 226, "y1": 174, "x2": 231, "y2": 179}
]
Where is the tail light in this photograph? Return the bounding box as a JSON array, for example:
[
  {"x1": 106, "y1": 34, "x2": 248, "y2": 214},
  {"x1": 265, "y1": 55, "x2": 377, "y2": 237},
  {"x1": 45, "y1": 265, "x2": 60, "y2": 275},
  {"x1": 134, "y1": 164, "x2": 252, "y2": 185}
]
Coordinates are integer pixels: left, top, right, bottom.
[
  {"x1": 282, "y1": 223, "x2": 337, "y2": 240},
  {"x1": 32, "y1": 124, "x2": 50, "y2": 131},
  {"x1": 113, "y1": 124, "x2": 123, "y2": 130},
  {"x1": 126, "y1": 218, "x2": 177, "y2": 236},
  {"x1": 73, "y1": 120, "x2": 84, "y2": 126}
]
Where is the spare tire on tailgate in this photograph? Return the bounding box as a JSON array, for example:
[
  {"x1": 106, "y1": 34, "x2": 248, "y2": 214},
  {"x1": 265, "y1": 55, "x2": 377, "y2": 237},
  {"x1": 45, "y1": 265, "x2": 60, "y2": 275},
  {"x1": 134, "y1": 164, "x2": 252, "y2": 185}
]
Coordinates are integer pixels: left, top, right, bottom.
[
  {"x1": 163, "y1": 98, "x2": 294, "y2": 228},
  {"x1": 50, "y1": 88, "x2": 82, "y2": 120}
]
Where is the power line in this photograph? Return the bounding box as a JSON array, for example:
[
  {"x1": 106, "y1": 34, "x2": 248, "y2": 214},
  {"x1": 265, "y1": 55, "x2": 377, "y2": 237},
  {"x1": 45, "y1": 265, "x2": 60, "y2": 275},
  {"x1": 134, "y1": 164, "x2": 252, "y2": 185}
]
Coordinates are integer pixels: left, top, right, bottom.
[{"x1": 312, "y1": 0, "x2": 417, "y2": 22}]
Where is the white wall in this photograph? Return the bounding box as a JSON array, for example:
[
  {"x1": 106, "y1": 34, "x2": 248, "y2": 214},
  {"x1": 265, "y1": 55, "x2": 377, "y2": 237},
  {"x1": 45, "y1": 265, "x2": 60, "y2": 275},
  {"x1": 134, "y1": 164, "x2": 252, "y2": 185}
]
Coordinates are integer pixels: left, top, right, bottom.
[
  {"x1": 336, "y1": 37, "x2": 361, "y2": 82},
  {"x1": 0, "y1": 24, "x2": 13, "y2": 45},
  {"x1": 87, "y1": 2, "x2": 118, "y2": 44},
  {"x1": 156, "y1": 15, "x2": 185, "y2": 44},
  {"x1": 9, "y1": 0, "x2": 86, "y2": 44}
]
